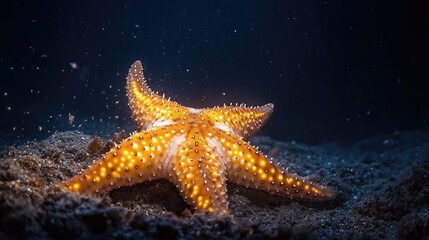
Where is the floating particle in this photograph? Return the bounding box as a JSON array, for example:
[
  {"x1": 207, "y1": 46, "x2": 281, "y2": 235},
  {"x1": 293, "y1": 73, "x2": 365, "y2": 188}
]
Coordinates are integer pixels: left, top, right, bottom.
[
  {"x1": 68, "y1": 113, "x2": 75, "y2": 125},
  {"x1": 6, "y1": 106, "x2": 11, "y2": 111},
  {"x1": 70, "y1": 62, "x2": 79, "y2": 69},
  {"x1": 38, "y1": 126, "x2": 43, "y2": 131}
]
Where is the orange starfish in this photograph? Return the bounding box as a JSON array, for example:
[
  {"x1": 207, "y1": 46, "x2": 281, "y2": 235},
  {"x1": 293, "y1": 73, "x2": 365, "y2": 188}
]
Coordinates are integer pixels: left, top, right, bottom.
[{"x1": 62, "y1": 60, "x2": 335, "y2": 214}]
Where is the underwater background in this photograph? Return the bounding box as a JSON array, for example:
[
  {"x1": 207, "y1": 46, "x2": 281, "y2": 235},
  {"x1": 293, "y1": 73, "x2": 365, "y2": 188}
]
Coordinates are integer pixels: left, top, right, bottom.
[
  {"x1": 1, "y1": 1, "x2": 428, "y2": 239},
  {"x1": 1, "y1": 0, "x2": 427, "y2": 146}
]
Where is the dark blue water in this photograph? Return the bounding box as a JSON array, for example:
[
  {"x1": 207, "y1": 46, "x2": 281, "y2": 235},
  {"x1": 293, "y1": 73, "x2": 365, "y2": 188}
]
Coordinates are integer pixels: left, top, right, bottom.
[{"x1": 0, "y1": 0, "x2": 427, "y2": 147}]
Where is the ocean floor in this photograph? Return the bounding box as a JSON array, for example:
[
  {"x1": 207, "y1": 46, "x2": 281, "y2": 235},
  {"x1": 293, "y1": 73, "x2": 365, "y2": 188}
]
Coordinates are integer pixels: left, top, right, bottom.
[{"x1": 0, "y1": 130, "x2": 428, "y2": 239}]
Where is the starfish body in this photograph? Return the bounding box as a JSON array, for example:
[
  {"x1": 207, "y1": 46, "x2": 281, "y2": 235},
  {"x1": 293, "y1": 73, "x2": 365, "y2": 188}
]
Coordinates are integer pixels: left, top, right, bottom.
[{"x1": 62, "y1": 60, "x2": 335, "y2": 214}]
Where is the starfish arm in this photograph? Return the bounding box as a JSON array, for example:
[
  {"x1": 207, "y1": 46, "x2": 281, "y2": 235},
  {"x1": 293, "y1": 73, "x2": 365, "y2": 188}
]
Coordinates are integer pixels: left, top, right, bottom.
[
  {"x1": 202, "y1": 103, "x2": 274, "y2": 140},
  {"x1": 169, "y1": 134, "x2": 229, "y2": 214},
  {"x1": 61, "y1": 127, "x2": 181, "y2": 194},
  {"x1": 209, "y1": 131, "x2": 335, "y2": 201},
  {"x1": 126, "y1": 60, "x2": 188, "y2": 130}
]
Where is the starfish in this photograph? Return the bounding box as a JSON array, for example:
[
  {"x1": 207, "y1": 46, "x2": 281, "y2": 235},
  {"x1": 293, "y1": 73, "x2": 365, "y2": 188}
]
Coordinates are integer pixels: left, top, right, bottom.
[{"x1": 62, "y1": 60, "x2": 335, "y2": 214}]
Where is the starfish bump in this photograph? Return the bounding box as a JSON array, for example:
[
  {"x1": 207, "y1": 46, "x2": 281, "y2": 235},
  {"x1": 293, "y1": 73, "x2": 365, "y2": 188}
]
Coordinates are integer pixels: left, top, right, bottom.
[{"x1": 61, "y1": 60, "x2": 335, "y2": 214}]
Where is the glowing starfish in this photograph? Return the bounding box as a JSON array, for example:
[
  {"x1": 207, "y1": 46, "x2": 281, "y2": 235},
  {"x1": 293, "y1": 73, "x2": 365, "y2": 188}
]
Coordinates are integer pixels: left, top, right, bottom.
[{"x1": 62, "y1": 60, "x2": 335, "y2": 214}]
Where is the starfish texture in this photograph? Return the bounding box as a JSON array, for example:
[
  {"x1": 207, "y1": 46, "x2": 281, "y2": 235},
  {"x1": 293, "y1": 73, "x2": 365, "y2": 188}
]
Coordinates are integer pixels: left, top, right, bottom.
[{"x1": 62, "y1": 60, "x2": 335, "y2": 214}]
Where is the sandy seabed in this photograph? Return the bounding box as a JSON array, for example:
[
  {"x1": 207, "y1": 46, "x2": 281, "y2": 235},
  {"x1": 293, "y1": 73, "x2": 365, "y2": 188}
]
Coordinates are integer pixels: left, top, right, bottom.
[{"x1": 0, "y1": 130, "x2": 428, "y2": 239}]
